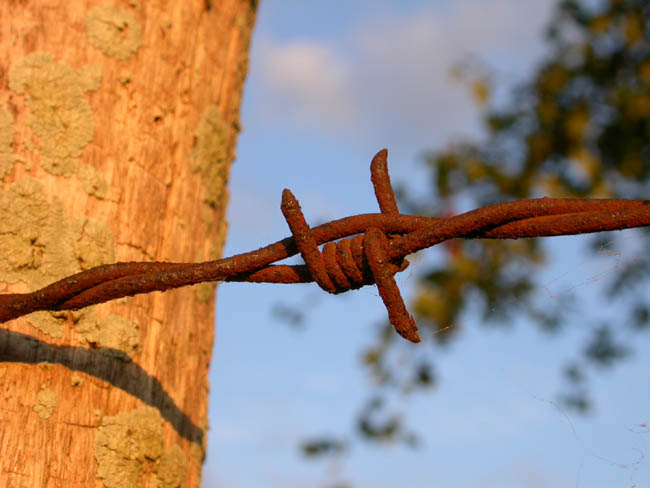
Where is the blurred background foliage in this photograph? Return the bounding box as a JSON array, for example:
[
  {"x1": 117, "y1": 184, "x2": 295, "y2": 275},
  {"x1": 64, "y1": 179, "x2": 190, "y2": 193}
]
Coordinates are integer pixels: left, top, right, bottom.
[{"x1": 300, "y1": 0, "x2": 650, "y2": 459}]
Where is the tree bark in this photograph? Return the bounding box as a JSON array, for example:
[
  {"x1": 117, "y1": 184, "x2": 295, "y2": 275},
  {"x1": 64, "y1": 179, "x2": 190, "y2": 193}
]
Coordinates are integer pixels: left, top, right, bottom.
[{"x1": 0, "y1": 1, "x2": 256, "y2": 486}]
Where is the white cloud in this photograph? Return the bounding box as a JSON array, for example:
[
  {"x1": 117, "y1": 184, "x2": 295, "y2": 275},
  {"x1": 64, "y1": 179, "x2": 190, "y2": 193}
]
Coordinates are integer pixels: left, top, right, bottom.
[
  {"x1": 261, "y1": 40, "x2": 357, "y2": 127},
  {"x1": 255, "y1": 0, "x2": 557, "y2": 147}
]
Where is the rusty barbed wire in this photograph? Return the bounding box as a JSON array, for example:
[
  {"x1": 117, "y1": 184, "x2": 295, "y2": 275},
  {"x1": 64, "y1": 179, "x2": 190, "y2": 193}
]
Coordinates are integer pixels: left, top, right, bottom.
[{"x1": 1, "y1": 149, "x2": 649, "y2": 342}]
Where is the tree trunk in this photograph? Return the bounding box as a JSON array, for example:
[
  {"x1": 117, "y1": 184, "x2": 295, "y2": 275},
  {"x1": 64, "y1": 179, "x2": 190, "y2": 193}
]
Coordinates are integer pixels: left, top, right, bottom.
[{"x1": 0, "y1": 1, "x2": 256, "y2": 486}]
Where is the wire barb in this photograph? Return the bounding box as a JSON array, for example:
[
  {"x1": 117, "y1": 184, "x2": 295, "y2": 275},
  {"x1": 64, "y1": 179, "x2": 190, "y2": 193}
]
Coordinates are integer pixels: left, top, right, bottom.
[
  {"x1": 364, "y1": 228, "x2": 419, "y2": 342},
  {"x1": 1, "y1": 149, "x2": 650, "y2": 342}
]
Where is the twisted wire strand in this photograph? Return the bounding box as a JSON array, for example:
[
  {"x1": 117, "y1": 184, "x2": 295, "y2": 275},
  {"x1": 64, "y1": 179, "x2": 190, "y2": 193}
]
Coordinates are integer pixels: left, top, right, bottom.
[{"x1": 1, "y1": 149, "x2": 649, "y2": 342}]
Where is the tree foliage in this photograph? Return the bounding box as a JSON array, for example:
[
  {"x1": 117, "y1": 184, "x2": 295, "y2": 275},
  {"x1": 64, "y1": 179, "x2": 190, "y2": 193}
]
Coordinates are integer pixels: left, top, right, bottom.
[{"x1": 302, "y1": 0, "x2": 650, "y2": 455}]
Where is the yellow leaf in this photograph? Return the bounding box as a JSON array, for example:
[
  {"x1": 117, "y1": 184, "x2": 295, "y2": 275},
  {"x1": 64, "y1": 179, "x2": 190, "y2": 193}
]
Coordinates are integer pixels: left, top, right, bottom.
[
  {"x1": 528, "y1": 131, "x2": 552, "y2": 163},
  {"x1": 451, "y1": 253, "x2": 480, "y2": 281},
  {"x1": 413, "y1": 288, "x2": 447, "y2": 325},
  {"x1": 538, "y1": 64, "x2": 569, "y2": 94},
  {"x1": 591, "y1": 180, "x2": 612, "y2": 198},
  {"x1": 537, "y1": 98, "x2": 559, "y2": 125},
  {"x1": 639, "y1": 60, "x2": 650, "y2": 85},
  {"x1": 620, "y1": 152, "x2": 643, "y2": 178},
  {"x1": 564, "y1": 106, "x2": 590, "y2": 141},
  {"x1": 471, "y1": 79, "x2": 489, "y2": 105},
  {"x1": 589, "y1": 14, "x2": 611, "y2": 34},
  {"x1": 625, "y1": 92, "x2": 650, "y2": 119},
  {"x1": 465, "y1": 159, "x2": 487, "y2": 181},
  {"x1": 624, "y1": 12, "x2": 644, "y2": 45},
  {"x1": 540, "y1": 173, "x2": 570, "y2": 197}
]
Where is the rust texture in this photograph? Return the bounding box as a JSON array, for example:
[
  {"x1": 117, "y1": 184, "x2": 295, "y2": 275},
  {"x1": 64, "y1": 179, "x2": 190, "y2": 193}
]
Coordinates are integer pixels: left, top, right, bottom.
[{"x1": 1, "y1": 149, "x2": 650, "y2": 342}]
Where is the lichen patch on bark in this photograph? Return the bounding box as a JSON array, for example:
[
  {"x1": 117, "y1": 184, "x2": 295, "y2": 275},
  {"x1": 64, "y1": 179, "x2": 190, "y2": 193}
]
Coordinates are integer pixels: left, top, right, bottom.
[
  {"x1": 0, "y1": 103, "x2": 18, "y2": 178},
  {"x1": 8, "y1": 53, "x2": 101, "y2": 176},
  {"x1": 0, "y1": 177, "x2": 116, "y2": 338},
  {"x1": 152, "y1": 445, "x2": 187, "y2": 488},
  {"x1": 194, "y1": 282, "x2": 215, "y2": 304},
  {"x1": 94, "y1": 406, "x2": 188, "y2": 488},
  {"x1": 86, "y1": 5, "x2": 143, "y2": 61},
  {"x1": 191, "y1": 105, "x2": 231, "y2": 209},
  {"x1": 75, "y1": 310, "x2": 140, "y2": 361},
  {"x1": 78, "y1": 164, "x2": 108, "y2": 199},
  {"x1": 0, "y1": 177, "x2": 79, "y2": 288},
  {"x1": 94, "y1": 406, "x2": 164, "y2": 488},
  {"x1": 26, "y1": 311, "x2": 64, "y2": 338},
  {"x1": 33, "y1": 385, "x2": 56, "y2": 419},
  {"x1": 0, "y1": 177, "x2": 114, "y2": 342},
  {"x1": 73, "y1": 218, "x2": 116, "y2": 270},
  {"x1": 0, "y1": 178, "x2": 115, "y2": 319}
]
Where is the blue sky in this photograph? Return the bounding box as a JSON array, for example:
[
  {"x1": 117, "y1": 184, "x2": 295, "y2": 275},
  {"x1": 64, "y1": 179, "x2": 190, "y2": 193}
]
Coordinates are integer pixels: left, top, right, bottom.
[{"x1": 202, "y1": 1, "x2": 650, "y2": 487}]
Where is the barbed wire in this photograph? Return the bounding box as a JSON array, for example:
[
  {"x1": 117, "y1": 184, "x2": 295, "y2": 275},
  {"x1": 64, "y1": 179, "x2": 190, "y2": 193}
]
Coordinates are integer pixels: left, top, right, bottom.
[{"x1": 1, "y1": 149, "x2": 649, "y2": 342}]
